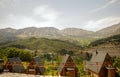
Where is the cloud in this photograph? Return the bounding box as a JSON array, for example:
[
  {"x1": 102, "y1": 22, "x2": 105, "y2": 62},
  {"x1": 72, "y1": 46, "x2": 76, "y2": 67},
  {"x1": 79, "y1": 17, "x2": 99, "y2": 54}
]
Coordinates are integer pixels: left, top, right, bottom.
[
  {"x1": 0, "y1": 13, "x2": 59, "y2": 29},
  {"x1": 33, "y1": 5, "x2": 60, "y2": 21},
  {"x1": 0, "y1": 0, "x2": 20, "y2": 7},
  {"x1": 83, "y1": 17, "x2": 120, "y2": 31},
  {"x1": 0, "y1": 5, "x2": 60, "y2": 29},
  {"x1": 92, "y1": 0, "x2": 119, "y2": 12}
]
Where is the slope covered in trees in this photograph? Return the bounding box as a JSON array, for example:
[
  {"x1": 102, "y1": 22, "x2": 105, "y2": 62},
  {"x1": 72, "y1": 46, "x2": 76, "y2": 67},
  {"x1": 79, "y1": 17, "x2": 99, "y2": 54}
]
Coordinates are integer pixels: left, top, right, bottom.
[
  {"x1": 89, "y1": 34, "x2": 120, "y2": 47},
  {"x1": 0, "y1": 37, "x2": 82, "y2": 54}
]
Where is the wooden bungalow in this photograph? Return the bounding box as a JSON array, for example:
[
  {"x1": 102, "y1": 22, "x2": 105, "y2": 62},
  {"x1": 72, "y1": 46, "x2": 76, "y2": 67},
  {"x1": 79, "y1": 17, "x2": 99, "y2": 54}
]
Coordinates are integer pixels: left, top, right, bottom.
[
  {"x1": 26, "y1": 56, "x2": 44, "y2": 75},
  {"x1": 0, "y1": 59, "x2": 4, "y2": 73},
  {"x1": 86, "y1": 52, "x2": 116, "y2": 77},
  {"x1": 4, "y1": 57, "x2": 25, "y2": 73},
  {"x1": 58, "y1": 54, "x2": 77, "y2": 77}
]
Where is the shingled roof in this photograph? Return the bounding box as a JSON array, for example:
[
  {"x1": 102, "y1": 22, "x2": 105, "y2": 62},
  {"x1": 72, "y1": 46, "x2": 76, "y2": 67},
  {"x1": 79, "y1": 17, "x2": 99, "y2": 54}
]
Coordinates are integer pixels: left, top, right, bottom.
[
  {"x1": 58, "y1": 54, "x2": 71, "y2": 73},
  {"x1": 33, "y1": 56, "x2": 44, "y2": 74},
  {"x1": 86, "y1": 52, "x2": 109, "y2": 73},
  {"x1": 8, "y1": 57, "x2": 21, "y2": 63}
]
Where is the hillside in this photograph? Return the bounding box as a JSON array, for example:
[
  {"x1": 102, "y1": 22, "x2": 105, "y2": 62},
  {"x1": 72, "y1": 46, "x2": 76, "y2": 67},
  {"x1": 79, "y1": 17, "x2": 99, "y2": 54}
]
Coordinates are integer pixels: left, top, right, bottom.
[
  {"x1": 1, "y1": 23, "x2": 120, "y2": 39},
  {"x1": 95, "y1": 23, "x2": 120, "y2": 37},
  {"x1": 0, "y1": 29, "x2": 17, "y2": 44},
  {"x1": 0, "y1": 37, "x2": 82, "y2": 54},
  {"x1": 16, "y1": 27, "x2": 61, "y2": 38},
  {"x1": 0, "y1": 23, "x2": 120, "y2": 47},
  {"x1": 85, "y1": 34, "x2": 120, "y2": 57},
  {"x1": 89, "y1": 34, "x2": 120, "y2": 47},
  {"x1": 0, "y1": 27, "x2": 94, "y2": 38},
  {"x1": 59, "y1": 28, "x2": 93, "y2": 37}
]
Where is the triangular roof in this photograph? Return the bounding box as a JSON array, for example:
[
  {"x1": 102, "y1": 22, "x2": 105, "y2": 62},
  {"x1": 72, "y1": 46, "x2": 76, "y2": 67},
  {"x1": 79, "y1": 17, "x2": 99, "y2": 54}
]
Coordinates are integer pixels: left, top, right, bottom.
[
  {"x1": 32, "y1": 56, "x2": 44, "y2": 73},
  {"x1": 33, "y1": 56, "x2": 41, "y2": 62},
  {"x1": 8, "y1": 57, "x2": 21, "y2": 63},
  {"x1": 58, "y1": 54, "x2": 74, "y2": 73},
  {"x1": 86, "y1": 52, "x2": 110, "y2": 73}
]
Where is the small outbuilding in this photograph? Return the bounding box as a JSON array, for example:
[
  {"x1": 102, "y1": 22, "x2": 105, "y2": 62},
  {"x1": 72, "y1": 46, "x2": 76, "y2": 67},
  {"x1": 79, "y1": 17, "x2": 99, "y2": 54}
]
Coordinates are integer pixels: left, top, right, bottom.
[
  {"x1": 5, "y1": 57, "x2": 25, "y2": 73},
  {"x1": 58, "y1": 54, "x2": 77, "y2": 77},
  {"x1": 26, "y1": 56, "x2": 44, "y2": 75},
  {"x1": 86, "y1": 52, "x2": 116, "y2": 77}
]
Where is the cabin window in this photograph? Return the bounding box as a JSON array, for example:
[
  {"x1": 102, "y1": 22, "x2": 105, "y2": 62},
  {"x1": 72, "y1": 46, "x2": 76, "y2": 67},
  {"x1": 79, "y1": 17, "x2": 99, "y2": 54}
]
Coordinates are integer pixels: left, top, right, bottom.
[
  {"x1": 67, "y1": 68, "x2": 75, "y2": 71},
  {"x1": 29, "y1": 69, "x2": 35, "y2": 71}
]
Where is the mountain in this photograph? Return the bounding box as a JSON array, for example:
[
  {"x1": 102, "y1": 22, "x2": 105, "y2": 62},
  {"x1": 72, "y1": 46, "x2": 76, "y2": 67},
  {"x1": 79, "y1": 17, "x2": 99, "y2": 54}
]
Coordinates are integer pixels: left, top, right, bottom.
[
  {"x1": 95, "y1": 23, "x2": 120, "y2": 37},
  {"x1": 59, "y1": 28, "x2": 93, "y2": 37},
  {"x1": 0, "y1": 27, "x2": 93, "y2": 39},
  {"x1": 16, "y1": 27, "x2": 94, "y2": 38},
  {"x1": 15, "y1": 27, "x2": 61, "y2": 38},
  {"x1": 0, "y1": 24, "x2": 120, "y2": 56},
  {"x1": 0, "y1": 28, "x2": 17, "y2": 44},
  {"x1": 0, "y1": 23, "x2": 120, "y2": 42},
  {"x1": 0, "y1": 28, "x2": 17, "y2": 33}
]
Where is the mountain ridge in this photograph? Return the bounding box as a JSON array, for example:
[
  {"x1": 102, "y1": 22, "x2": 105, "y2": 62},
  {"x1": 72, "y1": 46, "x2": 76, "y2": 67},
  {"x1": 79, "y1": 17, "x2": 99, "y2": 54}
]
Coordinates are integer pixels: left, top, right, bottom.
[{"x1": 0, "y1": 23, "x2": 120, "y2": 40}]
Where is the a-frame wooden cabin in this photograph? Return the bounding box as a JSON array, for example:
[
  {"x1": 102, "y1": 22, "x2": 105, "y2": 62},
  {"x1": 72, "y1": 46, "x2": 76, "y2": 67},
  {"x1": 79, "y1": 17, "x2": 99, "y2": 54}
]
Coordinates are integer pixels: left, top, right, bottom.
[
  {"x1": 86, "y1": 52, "x2": 116, "y2": 77},
  {"x1": 26, "y1": 56, "x2": 44, "y2": 75},
  {"x1": 58, "y1": 54, "x2": 77, "y2": 77},
  {"x1": 0, "y1": 59, "x2": 4, "y2": 73},
  {"x1": 5, "y1": 57, "x2": 25, "y2": 73}
]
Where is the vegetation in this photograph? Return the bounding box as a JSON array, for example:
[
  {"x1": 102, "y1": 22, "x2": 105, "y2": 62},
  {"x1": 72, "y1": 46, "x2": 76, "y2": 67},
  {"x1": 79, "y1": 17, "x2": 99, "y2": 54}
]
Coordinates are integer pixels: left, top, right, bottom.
[
  {"x1": 89, "y1": 34, "x2": 120, "y2": 47},
  {"x1": 0, "y1": 47, "x2": 32, "y2": 61},
  {"x1": 0, "y1": 37, "x2": 82, "y2": 53},
  {"x1": 112, "y1": 57, "x2": 120, "y2": 76},
  {"x1": 0, "y1": 33, "x2": 120, "y2": 76}
]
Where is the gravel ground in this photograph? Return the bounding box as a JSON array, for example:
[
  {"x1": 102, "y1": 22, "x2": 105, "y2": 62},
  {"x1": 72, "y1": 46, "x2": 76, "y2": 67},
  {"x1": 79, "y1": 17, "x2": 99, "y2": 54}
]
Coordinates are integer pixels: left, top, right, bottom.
[{"x1": 0, "y1": 73, "x2": 67, "y2": 77}]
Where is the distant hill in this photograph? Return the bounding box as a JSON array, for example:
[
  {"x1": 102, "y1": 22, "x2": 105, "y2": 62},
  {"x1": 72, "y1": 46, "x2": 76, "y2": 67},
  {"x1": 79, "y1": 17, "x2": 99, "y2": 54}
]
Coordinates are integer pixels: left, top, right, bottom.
[
  {"x1": 89, "y1": 34, "x2": 120, "y2": 47},
  {"x1": 16, "y1": 27, "x2": 61, "y2": 38},
  {"x1": 0, "y1": 37, "x2": 82, "y2": 54},
  {"x1": 0, "y1": 23, "x2": 120, "y2": 39},
  {"x1": 0, "y1": 24, "x2": 120, "y2": 56},
  {"x1": 85, "y1": 34, "x2": 120, "y2": 57},
  {"x1": 0, "y1": 23, "x2": 120, "y2": 47},
  {"x1": 59, "y1": 28, "x2": 93, "y2": 37},
  {"x1": 0, "y1": 27, "x2": 93, "y2": 38},
  {"x1": 0, "y1": 28, "x2": 17, "y2": 44},
  {"x1": 95, "y1": 23, "x2": 120, "y2": 37}
]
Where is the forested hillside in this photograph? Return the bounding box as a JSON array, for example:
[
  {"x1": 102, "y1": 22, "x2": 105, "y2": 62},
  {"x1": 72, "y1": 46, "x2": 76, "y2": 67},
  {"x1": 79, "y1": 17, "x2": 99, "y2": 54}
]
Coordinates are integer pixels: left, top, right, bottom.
[
  {"x1": 0, "y1": 37, "x2": 82, "y2": 54},
  {"x1": 84, "y1": 34, "x2": 120, "y2": 57}
]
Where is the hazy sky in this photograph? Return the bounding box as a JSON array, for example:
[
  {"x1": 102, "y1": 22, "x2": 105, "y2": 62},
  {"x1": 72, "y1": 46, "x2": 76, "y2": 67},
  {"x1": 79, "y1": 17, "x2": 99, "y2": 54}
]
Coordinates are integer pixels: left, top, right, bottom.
[{"x1": 0, "y1": 0, "x2": 120, "y2": 31}]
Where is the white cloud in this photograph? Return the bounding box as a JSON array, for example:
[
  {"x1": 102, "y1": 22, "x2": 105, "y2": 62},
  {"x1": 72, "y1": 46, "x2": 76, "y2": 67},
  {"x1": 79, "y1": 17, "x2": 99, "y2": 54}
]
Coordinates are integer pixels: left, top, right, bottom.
[
  {"x1": 0, "y1": 13, "x2": 59, "y2": 29},
  {"x1": 33, "y1": 5, "x2": 60, "y2": 21},
  {"x1": 83, "y1": 17, "x2": 120, "y2": 31},
  {"x1": 0, "y1": 0, "x2": 20, "y2": 7},
  {"x1": 92, "y1": 0, "x2": 119, "y2": 12},
  {"x1": 0, "y1": 5, "x2": 60, "y2": 29}
]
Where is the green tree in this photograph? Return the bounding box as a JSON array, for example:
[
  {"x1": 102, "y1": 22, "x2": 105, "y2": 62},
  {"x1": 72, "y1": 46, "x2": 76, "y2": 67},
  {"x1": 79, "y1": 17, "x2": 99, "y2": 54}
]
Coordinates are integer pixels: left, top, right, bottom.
[
  {"x1": 19, "y1": 50, "x2": 32, "y2": 61},
  {"x1": 112, "y1": 57, "x2": 120, "y2": 76},
  {"x1": 44, "y1": 53, "x2": 51, "y2": 61},
  {"x1": 5, "y1": 47, "x2": 32, "y2": 61}
]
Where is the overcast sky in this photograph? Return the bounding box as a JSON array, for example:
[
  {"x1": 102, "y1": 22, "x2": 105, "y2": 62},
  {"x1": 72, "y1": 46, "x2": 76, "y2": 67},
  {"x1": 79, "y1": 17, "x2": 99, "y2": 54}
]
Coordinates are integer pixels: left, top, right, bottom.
[{"x1": 0, "y1": 0, "x2": 120, "y2": 31}]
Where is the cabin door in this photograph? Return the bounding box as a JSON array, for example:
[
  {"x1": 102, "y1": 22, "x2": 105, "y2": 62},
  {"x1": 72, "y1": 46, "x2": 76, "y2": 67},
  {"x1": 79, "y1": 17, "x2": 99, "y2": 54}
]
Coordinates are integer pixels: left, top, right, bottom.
[
  {"x1": 68, "y1": 70, "x2": 75, "y2": 77},
  {"x1": 67, "y1": 68, "x2": 76, "y2": 77},
  {"x1": 107, "y1": 69, "x2": 116, "y2": 77}
]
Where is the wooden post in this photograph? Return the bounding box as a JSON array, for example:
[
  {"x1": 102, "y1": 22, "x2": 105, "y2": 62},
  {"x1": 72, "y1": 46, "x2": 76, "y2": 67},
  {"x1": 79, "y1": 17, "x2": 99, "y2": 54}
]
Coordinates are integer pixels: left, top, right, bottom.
[{"x1": 96, "y1": 62, "x2": 98, "y2": 73}]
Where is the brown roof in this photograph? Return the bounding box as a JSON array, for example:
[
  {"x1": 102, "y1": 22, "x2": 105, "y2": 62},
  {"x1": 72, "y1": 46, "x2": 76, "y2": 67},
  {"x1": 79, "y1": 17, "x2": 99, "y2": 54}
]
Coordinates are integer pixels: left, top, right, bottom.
[
  {"x1": 86, "y1": 52, "x2": 109, "y2": 73},
  {"x1": 33, "y1": 56, "x2": 44, "y2": 73},
  {"x1": 8, "y1": 57, "x2": 21, "y2": 63},
  {"x1": 58, "y1": 54, "x2": 70, "y2": 73}
]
